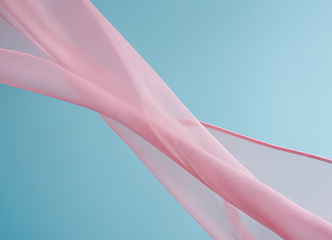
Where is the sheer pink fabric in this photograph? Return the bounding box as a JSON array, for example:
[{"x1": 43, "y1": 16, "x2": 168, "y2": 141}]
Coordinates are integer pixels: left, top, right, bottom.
[{"x1": 1, "y1": 1, "x2": 332, "y2": 239}]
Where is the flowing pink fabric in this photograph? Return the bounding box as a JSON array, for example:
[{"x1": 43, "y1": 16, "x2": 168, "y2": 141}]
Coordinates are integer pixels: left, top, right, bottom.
[{"x1": 1, "y1": 1, "x2": 332, "y2": 239}]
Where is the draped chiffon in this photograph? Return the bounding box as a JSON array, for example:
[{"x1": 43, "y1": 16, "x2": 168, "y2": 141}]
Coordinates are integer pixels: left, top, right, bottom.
[{"x1": 1, "y1": 1, "x2": 331, "y2": 239}]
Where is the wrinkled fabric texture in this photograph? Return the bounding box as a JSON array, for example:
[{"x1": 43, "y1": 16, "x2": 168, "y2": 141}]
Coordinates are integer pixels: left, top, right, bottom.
[{"x1": 0, "y1": 1, "x2": 332, "y2": 239}]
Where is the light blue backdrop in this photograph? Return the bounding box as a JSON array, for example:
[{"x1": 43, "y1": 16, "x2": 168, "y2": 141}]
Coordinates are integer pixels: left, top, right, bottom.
[{"x1": 1, "y1": 1, "x2": 332, "y2": 239}]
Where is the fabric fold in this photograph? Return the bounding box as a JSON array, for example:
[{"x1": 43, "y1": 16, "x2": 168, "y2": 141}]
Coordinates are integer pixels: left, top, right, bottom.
[{"x1": 1, "y1": 1, "x2": 332, "y2": 239}]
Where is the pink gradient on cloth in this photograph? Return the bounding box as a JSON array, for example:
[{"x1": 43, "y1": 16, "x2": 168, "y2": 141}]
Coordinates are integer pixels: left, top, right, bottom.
[{"x1": 1, "y1": 1, "x2": 332, "y2": 239}]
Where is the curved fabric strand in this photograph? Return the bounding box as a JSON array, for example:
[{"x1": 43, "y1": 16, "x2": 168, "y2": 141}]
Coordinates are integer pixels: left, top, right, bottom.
[{"x1": 0, "y1": 1, "x2": 332, "y2": 239}]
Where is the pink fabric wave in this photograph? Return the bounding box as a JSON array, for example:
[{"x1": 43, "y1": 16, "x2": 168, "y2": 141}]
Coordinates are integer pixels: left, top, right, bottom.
[{"x1": 1, "y1": 1, "x2": 332, "y2": 239}]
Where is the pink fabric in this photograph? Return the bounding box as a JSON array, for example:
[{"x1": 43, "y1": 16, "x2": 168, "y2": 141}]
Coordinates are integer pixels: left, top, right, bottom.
[
  {"x1": 202, "y1": 122, "x2": 332, "y2": 164},
  {"x1": 1, "y1": 1, "x2": 332, "y2": 239}
]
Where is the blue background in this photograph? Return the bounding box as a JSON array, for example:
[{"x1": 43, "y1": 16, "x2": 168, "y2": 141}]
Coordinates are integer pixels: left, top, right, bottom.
[{"x1": 1, "y1": 1, "x2": 332, "y2": 239}]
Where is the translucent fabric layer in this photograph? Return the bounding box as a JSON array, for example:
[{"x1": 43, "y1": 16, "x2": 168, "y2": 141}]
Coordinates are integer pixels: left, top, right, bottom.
[{"x1": 0, "y1": 1, "x2": 331, "y2": 239}]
